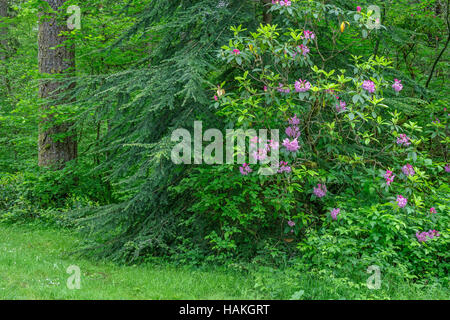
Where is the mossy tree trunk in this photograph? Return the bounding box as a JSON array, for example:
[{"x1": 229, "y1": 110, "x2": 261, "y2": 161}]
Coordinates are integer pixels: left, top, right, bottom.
[{"x1": 38, "y1": 0, "x2": 77, "y2": 168}]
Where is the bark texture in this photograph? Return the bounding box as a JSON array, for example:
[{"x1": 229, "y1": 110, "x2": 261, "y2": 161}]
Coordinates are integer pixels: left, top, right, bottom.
[{"x1": 38, "y1": 0, "x2": 77, "y2": 168}]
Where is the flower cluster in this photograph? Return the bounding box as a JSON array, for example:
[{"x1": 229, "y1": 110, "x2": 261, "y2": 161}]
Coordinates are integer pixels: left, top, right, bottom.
[
  {"x1": 330, "y1": 208, "x2": 340, "y2": 220},
  {"x1": 362, "y1": 80, "x2": 376, "y2": 93},
  {"x1": 298, "y1": 44, "x2": 310, "y2": 56},
  {"x1": 384, "y1": 170, "x2": 395, "y2": 186},
  {"x1": 278, "y1": 161, "x2": 292, "y2": 173},
  {"x1": 232, "y1": 49, "x2": 240, "y2": 55},
  {"x1": 402, "y1": 164, "x2": 415, "y2": 177},
  {"x1": 250, "y1": 137, "x2": 279, "y2": 162},
  {"x1": 277, "y1": 83, "x2": 291, "y2": 93},
  {"x1": 272, "y1": 0, "x2": 291, "y2": 6},
  {"x1": 392, "y1": 79, "x2": 403, "y2": 92},
  {"x1": 295, "y1": 79, "x2": 311, "y2": 92},
  {"x1": 445, "y1": 164, "x2": 450, "y2": 173},
  {"x1": 239, "y1": 163, "x2": 252, "y2": 175},
  {"x1": 430, "y1": 207, "x2": 437, "y2": 214},
  {"x1": 335, "y1": 100, "x2": 347, "y2": 113},
  {"x1": 285, "y1": 126, "x2": 300, "y2": 138},
  {"x1": 396, "y1": 134, "x2": 411, "y2": 146},
  {"x1": 313, "y1": 184, "x2": 327, "y2": 198},
  {"x1": 282, "y1": 138, "x2": 300, "y2": 152},
  {"x1": 416, "y1": 230, "x2": 440, "y2": 243},
  {"x1": 396, "y1": 195, "x2": 408, "y2": 208},
  {"x1": 285, "y1": 115, "x2": 301, "y2": 138},
  {"x1": 302, "y1": 30, "x2": 315, "y2": 40}
]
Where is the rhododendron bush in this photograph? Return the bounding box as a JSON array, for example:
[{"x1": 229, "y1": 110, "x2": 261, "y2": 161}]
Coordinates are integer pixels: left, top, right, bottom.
[{"x1": 176, "y1": 2, "x2": 449, "y2": 280}]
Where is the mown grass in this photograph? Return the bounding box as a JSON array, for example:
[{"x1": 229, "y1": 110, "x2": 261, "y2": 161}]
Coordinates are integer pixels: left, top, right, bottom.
[{"x1": 0, "y1": 223, "x2": 448, "y2": 300}]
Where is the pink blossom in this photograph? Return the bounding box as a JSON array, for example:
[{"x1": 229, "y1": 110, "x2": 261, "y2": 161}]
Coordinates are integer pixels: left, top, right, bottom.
[
  {"x1": 282, "y1": 138, "x2": 300, "y2": 152},
  {"x1": 278, "y1": 161, "x2": 292, "y2": 173},
  {"x1": 239, "y1": 163, "x2": 252, "y2": 175},
  {"x1": 277, "y1": 83, "x2": 291, "y2": 93},
  {"x1": 285, "y1": 126, "x2": 300, "y2": 138},
  {"x1": 357, "y1": 6, "x2": 362, "y2": 13},
  {"x1": 287, "y1": 220, "x2": 295, "y2": 227},
  {"x1": 392, "y1": 79, "x2": 403, "y2": 92},
  {"x1": 298, "y1": 44, "x2": 310, "y2": 56},
  {"x1": 445, "y1": 164, "x2": 450, "y2": 172},
  {"x1": 330, "y1": 208, "x2": 340, "y2": 220},
  {"x1": 294, "y1": 79, "x2": 311, "y2": 92},
  {"x1": 313, "y1": 184, "x2": 327, "y2": 198},
  {"x1": 384, "y1": 170, "x2": 395, "y2": 186},
  {"x1": 416, "y1": 230, "x2": 440, "y2": 243},
  {"x1": 289, "y1": 115, "x2": 300, "y2": 125},
  {"x1": 430, "y1": 207, "x2": 437, "y2": 214},
  {"x1": 362, "y1": 80, "x2": 376, "y2": 93},
  {"x1": 302, "y1": 30, "x2": 315, "y2": 40},
  {"x1": 402, "y1": 164, "x2": 415, "y2": 176},
  {"x1": 214, "y1": 95, "x2": 218, "y2": 101},
  {"x1": 268, "y1": 139, "x2": 279, "y2": 151},
  {"x1": 335, "y1": 100, "x2": 347, "y2": 113},
  {"x1": 396, "y1": 134, "x2": 411, "y2": 146},
  {"x1": 263, "y1": 85, "x2": 268, "y2": 91},
  {"x1": 232, "y1": 49, "x2": 240, "y2": 55},
  {"x1": 396, "y1": 195, "x2": 407, "y2": 208},
  {"x1": 252, "y1": 148, "x2": 268, "y2": 161}
]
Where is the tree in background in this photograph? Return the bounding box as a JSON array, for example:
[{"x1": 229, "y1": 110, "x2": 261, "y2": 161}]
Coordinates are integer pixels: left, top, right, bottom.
[{"x1": 38, "y1": 0, "x2": 77, "y2": 168}]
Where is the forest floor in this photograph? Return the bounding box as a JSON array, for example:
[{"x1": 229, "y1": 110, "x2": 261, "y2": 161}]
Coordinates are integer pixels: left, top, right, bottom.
[{"x1": 0, "y1": 223, "x2": 448, "y2": 300}]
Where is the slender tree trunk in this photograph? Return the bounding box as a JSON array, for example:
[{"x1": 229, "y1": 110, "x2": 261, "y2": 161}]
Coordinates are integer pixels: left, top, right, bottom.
[
  {"x1": 0, "y1": 0, "x2": 8, "y2": 60},
  {"x1": 38, "y1": 0, "x2": 77, "y2": 168},
  {"x1": 425, "y1": 0, "x2": 449, "y2": 88}
]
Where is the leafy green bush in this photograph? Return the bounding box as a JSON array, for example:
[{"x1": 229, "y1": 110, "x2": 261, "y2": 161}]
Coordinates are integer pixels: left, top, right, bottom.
[{"x1": 174, "y1": 2, "x2": 449, "y2": 281}]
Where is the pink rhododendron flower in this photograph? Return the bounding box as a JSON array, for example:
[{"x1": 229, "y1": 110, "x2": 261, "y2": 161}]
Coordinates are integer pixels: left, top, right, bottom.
[
  {"x1": 392, "y1": 79, "x2": 403, "y2": 92},
  {"x1": 396, "y1": 134, "x2": 411, "y2": 146},
  {"x1": 402, "y1": 164, "x2": 415, "y2": 176},
  {"x1": 278, "y1": 161, "x2": 292, "y2": 173},
  {"x1": 277, "y1": 83, "x2": 290, "y2": 93},
  {"x1": 252, "y1": 148, "x2": 268, "y2": 161},
  {"x1": 298, "y1": 44, "x2": 310, "y2": 56},
  {"x1": 268, "y1": 139, "x2": 279, "y2": 151},
  {"x1": 416, "y1": 230, "x2": 440, "y2": 243},
  {"x1": 357, "y1": 6, "x2": 362, "y2": 12},
  {"x1": 302, "y1": 30, "x2": 315, "y2": 40},
  {"x1": 330, "y1": 208, "x2": 340, "y2": 220},
  {"x1": 313, "y1": 184, "x2": 327, "y2": 198},
  {"x1": 430, "y1": 207, "x2": 437, "y2": 214},
  {"x1": 362, "y1": 80, "x2": 376, "y2": 93},
  {"x1": 289, "y1": 115, "x2": 300, "y2": 125},
  {"x1": 285, "y1": 126, "x2": 300, "y2": 138},
  {"x1": 239, "y1": 163, "x2": 252, "y2": 175},
  {"x1": 335, "y1": 100, "x2": 347, "y2": 113},
  {"x1": 232, "y1": 49, "x2": 240, "y2": 55},
  {"x1": 294, "y1": 79, "x2": 311, "y2": 92},
  {"x1": 384, "y1": 170, "x2": 395, "y2": 186},
  {"x1": 282, "y1": 138, "x2": 300, "y2": 152},
  {"x1": 396, "y1": 195, "x2": 408, "y2": 208}
]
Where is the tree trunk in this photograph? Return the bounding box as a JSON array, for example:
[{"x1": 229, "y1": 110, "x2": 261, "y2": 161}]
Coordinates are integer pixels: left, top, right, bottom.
[
  {"x1": 38, "y1": 0, "x2": 77, "y2": 168},
  {"x1": 0, "y1": 0, "x2": 8, "y2": 60}
]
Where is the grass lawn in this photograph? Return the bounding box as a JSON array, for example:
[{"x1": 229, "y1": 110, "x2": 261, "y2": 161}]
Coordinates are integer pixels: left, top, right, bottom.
[{"x1": 0, "y1": 223, "x2": 448, "y2": 300}]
